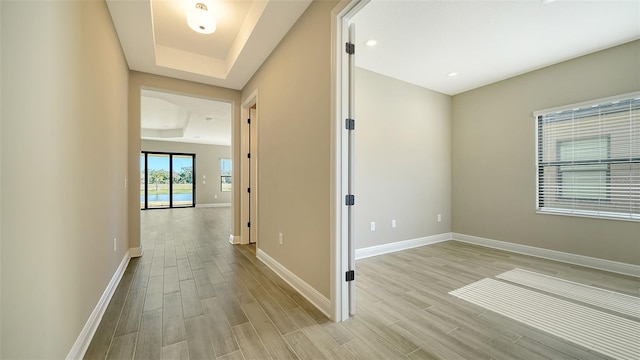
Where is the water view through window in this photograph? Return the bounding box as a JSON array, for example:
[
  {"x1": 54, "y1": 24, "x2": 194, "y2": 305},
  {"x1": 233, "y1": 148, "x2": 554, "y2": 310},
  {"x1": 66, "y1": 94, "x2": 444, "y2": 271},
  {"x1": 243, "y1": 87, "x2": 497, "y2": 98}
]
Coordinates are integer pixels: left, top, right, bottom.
[{"x1": 140, "y1": 152, "x2": 195, "y2": 209}]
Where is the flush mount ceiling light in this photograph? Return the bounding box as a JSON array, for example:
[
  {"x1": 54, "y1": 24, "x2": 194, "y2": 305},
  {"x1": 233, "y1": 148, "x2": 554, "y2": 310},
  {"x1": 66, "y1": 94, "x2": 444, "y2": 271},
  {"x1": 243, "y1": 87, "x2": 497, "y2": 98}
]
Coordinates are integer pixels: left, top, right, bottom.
[
  {"x1": 187, "y1": 3, "x2": 216, "y2": 34},
  {"x1": 448, "y1": 72, "x2": 458, "y2": 77},
  {"x1": 365, "y1": 39, "x2": 378, "y2": 47}
]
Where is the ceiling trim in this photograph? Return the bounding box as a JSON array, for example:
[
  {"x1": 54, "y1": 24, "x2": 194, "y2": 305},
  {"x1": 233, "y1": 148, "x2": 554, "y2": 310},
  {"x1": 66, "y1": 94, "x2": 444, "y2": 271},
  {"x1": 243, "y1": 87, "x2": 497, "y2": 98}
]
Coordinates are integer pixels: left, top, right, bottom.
[{"x1": 107, "y1": 0, "x2": 312, "y2": 90}]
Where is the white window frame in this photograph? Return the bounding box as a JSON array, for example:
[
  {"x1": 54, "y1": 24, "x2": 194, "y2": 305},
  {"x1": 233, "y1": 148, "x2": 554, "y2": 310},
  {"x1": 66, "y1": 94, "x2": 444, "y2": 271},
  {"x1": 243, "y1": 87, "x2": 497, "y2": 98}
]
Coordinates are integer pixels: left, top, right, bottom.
[
  {"x1": 557, "y1": 136, "x2": 610, "y2": 201},
  {"x1": 534, "y1": 91, "x2": 640, "y2": 222}
]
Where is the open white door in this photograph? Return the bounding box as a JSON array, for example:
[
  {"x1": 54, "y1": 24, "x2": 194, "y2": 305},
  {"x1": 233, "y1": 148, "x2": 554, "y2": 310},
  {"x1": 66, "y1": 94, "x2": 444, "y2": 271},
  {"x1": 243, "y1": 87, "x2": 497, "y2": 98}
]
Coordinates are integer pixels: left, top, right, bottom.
[
  {"x1": 347, "y1": 22, "x2": 356, "y2": 316},
  {"x1": 332, "y1": 0, "x2": 368, "y2": 322}
]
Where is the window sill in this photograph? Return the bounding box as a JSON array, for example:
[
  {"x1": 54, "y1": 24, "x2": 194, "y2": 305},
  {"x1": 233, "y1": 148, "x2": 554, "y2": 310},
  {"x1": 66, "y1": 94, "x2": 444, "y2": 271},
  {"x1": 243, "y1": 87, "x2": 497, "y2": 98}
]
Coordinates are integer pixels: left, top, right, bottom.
[{"x1": 537, "y1": 208, "x2": 640, "y2": 222}]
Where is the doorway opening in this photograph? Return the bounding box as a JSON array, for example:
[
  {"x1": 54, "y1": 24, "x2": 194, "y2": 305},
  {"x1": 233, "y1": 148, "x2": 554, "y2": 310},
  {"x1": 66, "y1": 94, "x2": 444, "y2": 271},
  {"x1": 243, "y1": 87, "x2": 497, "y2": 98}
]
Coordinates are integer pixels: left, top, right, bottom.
[
  {"x1": 241, "y1": 90, "x2": 258, "y2": 246},
  {"x1": 140, "y1": 89, "x2": 233, "y2": 210}
]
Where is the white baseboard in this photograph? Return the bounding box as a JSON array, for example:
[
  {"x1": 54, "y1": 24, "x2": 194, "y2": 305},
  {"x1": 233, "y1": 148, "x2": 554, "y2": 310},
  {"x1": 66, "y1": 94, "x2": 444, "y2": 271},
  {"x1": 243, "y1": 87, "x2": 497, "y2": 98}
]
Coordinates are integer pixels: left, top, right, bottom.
[
  {"x1": 229, "y1": 234, "x2": 241, "y2": 244},
  {"x1": 130, "y1": 246, "x2": 143, "y2": 258},
  {"x1": 197, "y1": 203, "x2": 231, "y2": 208},
  {"x1": 453, "y1": 233, "x2": 640, "y2": 278},
  {"x1": 256, "y1": 249, "x2": 331, "y2": 318},
  {"x1": 66, "y1": 250, "x2": 131, "y2": 359},
  {"x1": 355, "y1": 233, "x2": 453, "y2": 260}
]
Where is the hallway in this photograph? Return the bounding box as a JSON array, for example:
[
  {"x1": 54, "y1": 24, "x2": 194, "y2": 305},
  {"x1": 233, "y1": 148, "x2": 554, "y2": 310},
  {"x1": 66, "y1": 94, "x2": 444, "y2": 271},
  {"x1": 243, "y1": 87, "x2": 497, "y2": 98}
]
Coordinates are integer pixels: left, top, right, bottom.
[
  {"x1": 85, "y1": 207, "x2": 638, "y2": 359},
  {"x1": 85, "y1": 207, "x2": 337, "y2": 359}
]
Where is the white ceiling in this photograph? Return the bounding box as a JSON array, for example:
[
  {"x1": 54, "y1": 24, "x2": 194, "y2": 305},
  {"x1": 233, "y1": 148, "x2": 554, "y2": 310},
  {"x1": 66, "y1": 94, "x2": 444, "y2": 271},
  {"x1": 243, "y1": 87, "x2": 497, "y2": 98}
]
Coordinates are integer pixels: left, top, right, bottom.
[
  {"x1": 352, "y1": 0, "x2": 640, "y2": 95},
  {"x1": 107, "y1": 0, "x2": 312, "y2": 90},
  {"x1": 108, "y1": 0, "x2": 311, "y2": 146},
  {"x1": 111, "y1": 0, "x2": 639, "y2": 145},
  {"x1": 152, "y1": 0, "x2": 252, "y2": 60},
  {"x1": 141, "y1": 90, "x2": 232, "y2": 146}
]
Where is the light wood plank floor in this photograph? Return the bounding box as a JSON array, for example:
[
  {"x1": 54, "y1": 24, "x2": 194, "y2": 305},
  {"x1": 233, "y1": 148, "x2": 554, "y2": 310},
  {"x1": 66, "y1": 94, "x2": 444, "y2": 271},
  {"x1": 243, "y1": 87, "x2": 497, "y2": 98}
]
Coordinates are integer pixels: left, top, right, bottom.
[{"x1": 85, "y1": 207, "x2": 639, "y2": 359}]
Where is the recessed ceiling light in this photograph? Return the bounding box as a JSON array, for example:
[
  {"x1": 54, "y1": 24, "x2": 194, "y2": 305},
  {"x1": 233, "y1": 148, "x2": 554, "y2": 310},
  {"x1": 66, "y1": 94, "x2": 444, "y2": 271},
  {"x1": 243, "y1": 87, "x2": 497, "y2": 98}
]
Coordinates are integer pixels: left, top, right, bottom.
[
  {"x1": 365, "y1": 39, "x2": 377, "y2": 47},
  {"x1": 448, "y1": 72, "x2": 458, "y2": 78},
  {"x1": 541, "y1": 0, "x2": 555, "y2": 3}
]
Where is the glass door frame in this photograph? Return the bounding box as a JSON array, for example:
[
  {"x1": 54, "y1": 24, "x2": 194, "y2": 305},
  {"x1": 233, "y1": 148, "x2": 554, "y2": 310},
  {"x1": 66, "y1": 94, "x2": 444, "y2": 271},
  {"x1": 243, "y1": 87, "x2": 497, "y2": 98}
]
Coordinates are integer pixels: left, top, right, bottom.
[{"x1": 141, "y1": 151, "x2": 196, "y2": 209}]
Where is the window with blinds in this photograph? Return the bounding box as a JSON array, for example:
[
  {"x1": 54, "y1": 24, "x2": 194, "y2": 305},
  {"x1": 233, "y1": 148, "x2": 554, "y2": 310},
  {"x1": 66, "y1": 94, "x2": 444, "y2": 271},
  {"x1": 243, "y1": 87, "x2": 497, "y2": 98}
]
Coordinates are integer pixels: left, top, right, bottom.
[{"x1": 535, "y1": 92, "x2": 640, "y2": 221}]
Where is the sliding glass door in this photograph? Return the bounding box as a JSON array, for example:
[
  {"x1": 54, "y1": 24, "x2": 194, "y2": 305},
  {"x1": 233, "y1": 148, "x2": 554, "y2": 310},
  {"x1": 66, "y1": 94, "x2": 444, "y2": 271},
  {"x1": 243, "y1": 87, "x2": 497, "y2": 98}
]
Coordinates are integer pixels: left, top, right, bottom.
[
  {"x1": 172, "y1": 155, "x2": 194, "y2": 207},
  {"x1": 147, "y1": 154, "x2": 170, "y2": 208},
  {"x1": 140, "y1": 154, "x2": 146, "y2": 209},
  {"x1": 140, "y1": 152, "x2": 195, "y2": 209}
]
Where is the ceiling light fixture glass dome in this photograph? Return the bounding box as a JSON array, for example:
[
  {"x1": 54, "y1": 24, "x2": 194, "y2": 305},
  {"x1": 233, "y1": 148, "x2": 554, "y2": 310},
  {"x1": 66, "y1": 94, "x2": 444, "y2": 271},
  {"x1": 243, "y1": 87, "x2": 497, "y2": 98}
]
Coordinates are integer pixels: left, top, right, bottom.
[{"x1": 187, "y1": 3, "x2": 217, "y2": 34}]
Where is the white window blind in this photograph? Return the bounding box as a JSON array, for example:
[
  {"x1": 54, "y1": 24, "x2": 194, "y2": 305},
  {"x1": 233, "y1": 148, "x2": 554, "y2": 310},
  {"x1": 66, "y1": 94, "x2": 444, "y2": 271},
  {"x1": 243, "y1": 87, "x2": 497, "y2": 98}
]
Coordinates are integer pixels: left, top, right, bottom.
[{"x1": 535, "y1": 92, "x2": 640, "y2": 221}]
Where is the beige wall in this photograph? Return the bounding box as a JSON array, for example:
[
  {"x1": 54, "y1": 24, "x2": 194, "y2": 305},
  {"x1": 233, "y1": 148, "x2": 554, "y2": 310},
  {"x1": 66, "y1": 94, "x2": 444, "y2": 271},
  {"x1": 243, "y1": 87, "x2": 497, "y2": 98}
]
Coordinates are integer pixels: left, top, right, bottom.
[
  {"x1": 452, "y1": 40, "x2": 640, "y2": 265},
  {"x1": 141, "y1": 140, "x2": 232, "y2": 206},
  {"x1": 241, "y1": 0, "x2": 338, "y2": 298},
  {"x1": 129, "y1": 72, "x2": 242, "y2": 248},
  {"x1": 0, "y1": 1, "x2": 3, "y2": 355},
  {"x1": 355, "y1": 68, "x2": 452, "y2": 249},
  {"x1": 1, "y1": 1, "x2": 129, "y2": 357}
]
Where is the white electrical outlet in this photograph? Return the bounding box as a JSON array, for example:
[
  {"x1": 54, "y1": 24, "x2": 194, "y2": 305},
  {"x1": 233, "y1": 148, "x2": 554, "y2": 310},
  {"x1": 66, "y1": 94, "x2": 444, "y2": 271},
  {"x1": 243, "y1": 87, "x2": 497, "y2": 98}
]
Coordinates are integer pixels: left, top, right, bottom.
[
  {"x1": 203, "y1": 180, "x2": 206, "y2": 184},
  {"x1": 438, "y1": 213, "x2": 442, "y2": 222},
  {"x1": 113, "y1": 238, "x2": 117, "y2": 252},
  {"x1": 392, "y1": 219, "x2": 396, "y2": 228},
  {"x1": 124, "y1": 178, "x2": 127, "y2": 189},
  {"x1": 279, "y1": 233, "x2": 284, "y2": 245},
  {"x1": 370, "y1": 222, "x2": 376, "y2": 231}
]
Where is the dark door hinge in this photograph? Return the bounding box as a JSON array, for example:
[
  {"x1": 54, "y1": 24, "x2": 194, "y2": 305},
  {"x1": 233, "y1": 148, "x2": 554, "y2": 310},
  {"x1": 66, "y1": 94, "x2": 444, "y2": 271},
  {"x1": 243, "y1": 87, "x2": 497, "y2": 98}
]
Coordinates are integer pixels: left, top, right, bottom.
[
  {"x1": 247, "y1": 188, "x2": 251, "y2": 193},
  {"x1": 247, "y1": 153, "x2": 251, "y2": 159},
  {"x1": 346, "y1": 270, "x2": 355, "y2": 282},
  {"x1": 247, "y1": 222, "x2": 251, "y2": 227},
  {"x1": 345, "y1": 42, "x2": 355, "y2": 55},
  {"x1": 248, "y1": 118, "x2": 251, "y2": 124},
  {"x1": 345, "y1": 118, "x2": 355, "y2": 130},
  {"x1": 345, "y1": 195, "x2": 355, "y2": 206}
]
